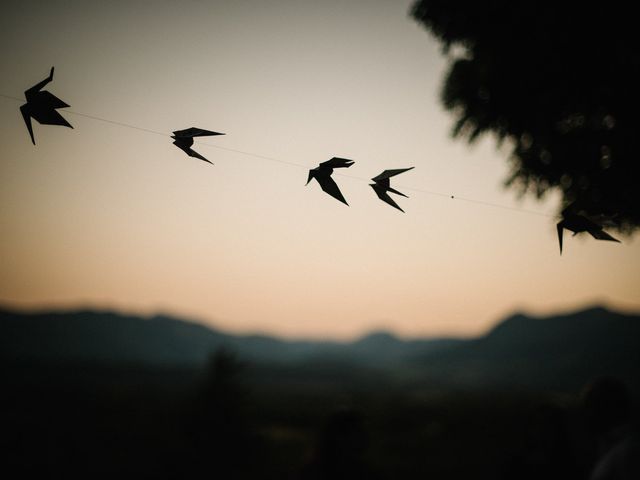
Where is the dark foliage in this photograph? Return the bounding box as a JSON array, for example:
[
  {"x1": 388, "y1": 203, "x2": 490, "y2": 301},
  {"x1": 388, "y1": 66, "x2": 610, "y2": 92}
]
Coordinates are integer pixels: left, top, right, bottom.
[
  {"x1": 411, "y1": 1, "x2": 640, "y2": 232},
  {"x1": 2, "y1": 306, "x2": 639, "y2": 478}
]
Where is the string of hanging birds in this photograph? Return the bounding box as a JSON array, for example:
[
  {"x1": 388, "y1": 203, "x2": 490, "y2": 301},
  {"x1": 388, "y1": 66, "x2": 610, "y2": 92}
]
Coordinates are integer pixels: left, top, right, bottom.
[
  {"x1": 0, "y1": 72, "x2": 550, "y2": 215},
  {"x1": 7, "y1": 67, "x2": 622, "y2": 254}
]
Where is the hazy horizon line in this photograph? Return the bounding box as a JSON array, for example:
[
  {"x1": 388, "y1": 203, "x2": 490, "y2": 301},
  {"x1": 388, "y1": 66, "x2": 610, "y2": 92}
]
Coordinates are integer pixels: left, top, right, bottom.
[{"x1": 2, "y1": 299, "x2": 638, "y2": 343}]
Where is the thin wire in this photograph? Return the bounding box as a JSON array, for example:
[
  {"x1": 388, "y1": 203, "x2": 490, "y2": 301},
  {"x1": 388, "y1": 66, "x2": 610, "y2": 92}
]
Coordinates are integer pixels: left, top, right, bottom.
[
  {"x1": 444, "y1": 195, "x2": 553, "y2": 217},
  {"x1": 329, "y1": 170, "x2": 552, "y2": 217},
  {"x1": 67, "y1": 110, "x2": 169, "y2": 138},
  {"x1": 197, "y1": 143, "x2": 308, "y2": 169},
  {"x1": 1, "y1": 92, "x2": 554, "y2": 218},
  {"x1": 0, "y1": 93, "x2": 23, "y2": 102},
  {"x1": 1, "y1": 93, "x2": 169, "y2": 137},
  {"x1": 1, "y1": 93, "x2": 307, "y2": 169}
]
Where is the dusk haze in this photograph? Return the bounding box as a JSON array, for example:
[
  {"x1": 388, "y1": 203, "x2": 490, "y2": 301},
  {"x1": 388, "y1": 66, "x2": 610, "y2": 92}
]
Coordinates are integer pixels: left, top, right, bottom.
[
  {"x1": 2, "y1": 1, "x2": 638, "y2": 340},
  {"x1": 3, "y1": 2, "x2": 640, "y2": 479}
]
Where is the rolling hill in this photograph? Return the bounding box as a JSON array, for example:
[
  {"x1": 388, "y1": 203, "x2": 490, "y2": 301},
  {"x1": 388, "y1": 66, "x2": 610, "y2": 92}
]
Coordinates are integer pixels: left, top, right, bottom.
[{"x1": 1, "y1": 305, "x2": 638, "y2": 392}]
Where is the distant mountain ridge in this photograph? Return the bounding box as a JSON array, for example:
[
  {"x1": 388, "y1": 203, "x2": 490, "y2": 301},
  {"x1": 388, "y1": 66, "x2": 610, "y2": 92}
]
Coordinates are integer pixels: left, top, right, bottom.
[
  {"x1": 413, "y1": 306, "x2": 640, "y2": 391},
  {"x1": 0, "y1": 307, "x2": 458, "y2": 367},
  {"x1": 2, "y1": 305, "x2": 639, "y2": 392}
]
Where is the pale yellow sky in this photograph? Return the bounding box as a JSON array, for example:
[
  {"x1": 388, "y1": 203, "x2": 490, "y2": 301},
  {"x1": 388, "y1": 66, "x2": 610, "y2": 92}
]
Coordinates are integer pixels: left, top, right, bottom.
[{"x1": 1, "y1": 0, "x2": 639, "y2": 340}]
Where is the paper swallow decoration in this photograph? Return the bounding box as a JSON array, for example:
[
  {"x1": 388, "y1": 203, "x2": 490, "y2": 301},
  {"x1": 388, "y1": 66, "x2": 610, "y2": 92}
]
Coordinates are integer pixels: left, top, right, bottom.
[
  {"x1": 306, "y1": 157, "x2": 355, "y2": 205},
  {"x1": 20, "y1": 67, "x2": 73, "y2": 145},
  {"x1": 370, "y1": 167, "x2": 414, "y2": 212},
  {"x1": 557, "y1": 209, "x2": 620, "y2": 254},
  {"x1": 172, "y1": 127, "x2": 224, "y2": 165}
]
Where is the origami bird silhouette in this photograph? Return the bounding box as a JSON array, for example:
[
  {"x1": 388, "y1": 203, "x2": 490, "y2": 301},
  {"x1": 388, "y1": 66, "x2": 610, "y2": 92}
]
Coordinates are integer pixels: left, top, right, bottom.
[
  {"x1": 557, "y1": 208, "x2": 620, "y2": 254},
  {"x1": 370, "y1": 167, "x2": 414, "y2": 212},
  {"x1": 172, "y1": 127, "x2": 224, "y2": 165},
  {"x1": 20, "y1": 67, "x2": 73, "y2": 145},
  {"x1": 306, "y1": 157, "x2": 355, "y2": 205}
]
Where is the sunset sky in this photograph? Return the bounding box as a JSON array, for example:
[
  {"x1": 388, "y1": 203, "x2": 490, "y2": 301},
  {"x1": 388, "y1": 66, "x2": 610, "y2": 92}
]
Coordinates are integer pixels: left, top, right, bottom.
[{"x1": 1, "y1": 0, "x2": 638, "y2": 340}]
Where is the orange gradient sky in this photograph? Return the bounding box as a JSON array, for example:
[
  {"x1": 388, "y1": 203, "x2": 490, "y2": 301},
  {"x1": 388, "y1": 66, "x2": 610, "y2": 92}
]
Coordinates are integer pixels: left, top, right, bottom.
[{"x1": 1, "y1": 0, "x2": 639, "y2": 339}]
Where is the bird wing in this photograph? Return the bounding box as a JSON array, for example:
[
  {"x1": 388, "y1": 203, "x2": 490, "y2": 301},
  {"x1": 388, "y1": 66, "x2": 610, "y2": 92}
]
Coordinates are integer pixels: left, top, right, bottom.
[
  {"x1": 173, "y1": 139, "x2": 192, "y2": 155},
  {"x1": 588, "y1": 229, "x2": 620, "y2": 243},
  {"x1": 320, "y1": 157, "x2": 355, "y2": 169},
  {"x1": 20, "y1": 104, "x2": 35, "y2": 145},
  {"x1": 37, "y1": 91, "x2": 70, "y2": 109},
  {"x1": 30, "y1": 106, "x2": 73, "y2": 128},
  {"x1": 560, "y1": 201, "x2": 579, "y2": 217},
  {"x1": 588, "y1": 214, "x2": 619, "y2": 228},
  {"x1": 371, "y1": 184, "x2": 404, "y2": 212},
  {"x1": 386, "y1": 186, "x2": 408, "y2": 198},
  {"x1": 306, "y1": 169, "x2": 316, "y2": 185},
  {"x1": 557, "y1": 222, "x2": 564, "y2": 254},
  {"x1": 173, "y1": 140, "x2": 213, "y2": 165},
  {"x1": 173, "y1": 127, "x2": 224, "y2": 138},
  {"x1": 186, "y1": 148, "x2": 213, "y2": 164},
  {"x1": 314, "y1": 173, "x2": 348, "y2": 205},
  {"x1": 371, "y1": 167, "x2": 414, "y2": 182},
  {"x1": 24, "y1": 68, "x2": 54, "y2": 98}
]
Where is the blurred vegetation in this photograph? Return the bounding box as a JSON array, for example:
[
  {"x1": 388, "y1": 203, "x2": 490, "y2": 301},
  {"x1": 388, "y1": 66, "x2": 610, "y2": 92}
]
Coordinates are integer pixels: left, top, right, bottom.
[
  {"x1": 2, "y1": 352, "x2": 630, "y2": 479},
  {"x1": 411, "y1": 1, "x2": 640, "y2": 233},
  {"x1": 2, "y1": 307, "x2": 638, "y2": 477}
]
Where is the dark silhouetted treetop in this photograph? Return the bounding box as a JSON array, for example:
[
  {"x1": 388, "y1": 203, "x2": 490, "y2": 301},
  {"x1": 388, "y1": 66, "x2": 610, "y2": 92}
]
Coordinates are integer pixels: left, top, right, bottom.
[{"x1": 411, "y1": 1, "x2": 640, "y2": 233}]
